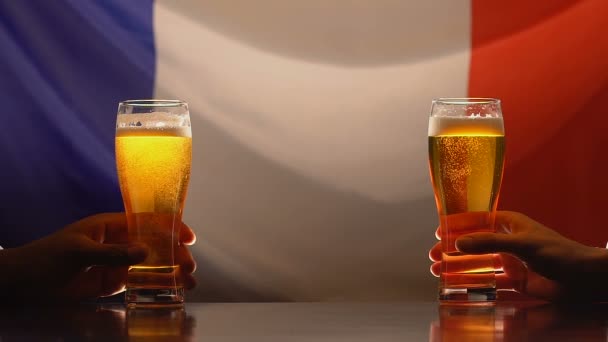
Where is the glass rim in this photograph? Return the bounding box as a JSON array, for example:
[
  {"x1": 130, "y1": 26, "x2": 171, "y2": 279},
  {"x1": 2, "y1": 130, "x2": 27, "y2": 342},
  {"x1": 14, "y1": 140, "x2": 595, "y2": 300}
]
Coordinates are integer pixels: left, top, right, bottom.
[
  {"x1": 119, "y1": 99, "x2": 187, "y2": 107},
  {"x1": 432, "y1": 98, "x2": 500, "y2": 105}
]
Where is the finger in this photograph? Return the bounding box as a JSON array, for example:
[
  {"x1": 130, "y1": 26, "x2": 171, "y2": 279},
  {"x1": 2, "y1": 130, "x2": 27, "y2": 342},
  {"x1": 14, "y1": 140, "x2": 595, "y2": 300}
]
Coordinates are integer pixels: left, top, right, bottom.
[
  {"x1": 97, "y1": 213, "x2": 128, "y2": 235},
  {"x1": 495, "y1": 211, "x2": 537, "y2": 234},
  {"x1": 433, "y1": 254, "x2": 502, "y2": 274},
  {"x1": 455, "y1": 232, "x2": 535, "y2": 257},
  {"x1": 525, "y1": 273, "x2": 561, "y2": 300},
  {"x1": 495, "y1": 222, "x2": 512, "y2": 234},
  {"x1": 180, "y1": 223, "x2": 196, "y2": 245},
  {"x1": 60, "y1": 266, "x2": 129, "y2": 299},
  {"x1": 430, "y1": 264, "x2": 523, "y2": 292},
  {"x1": 96, "y1": 212, "x2": 128, "y2": 227},
  {"x1": 500, "y1": 253, "x2": 526, "y2": 274},
  {"x1": 429, "y1": 242, "x2": 442, "y2": 262},
  {"x1": 98, "y1": 266, "x2": 129, "y2": 297},
  {"x1": 430, "y1": 262, "x2": 440, "y2": 277},
  {"x1": 430, "y1": 257, "x2": 504, "y2": 278},
  {"x1": 102, "y1": 213, "x2": 129, "y2": 244},
  {"x1": 104, "y1": 284, "x2": 127, "y2": 297},
  {"x1": 80, "y1": 241, "x2": 148, "y2": 267},
  {"x1": 183, "y1": 273, "x2": 197, "y2": 290},
  {"x1": 87, "y1": 212, "x2": 128, "y2": 234},
  {"x1": 175, "y1": 245, "x2": 196, "y2": 274},
  {"x1": 499, "y1": 271, "x2": 560, "y2": 302},
  {"x1": 439, "y1": 272, "x2": 497, "y2": 285},
  {"x1": 66, "y1": 213, "x2": 127, "y2": 243},
  {"x1": 102, "y1": 221, "x2": 128, "y2": 245},
  {"x1": 496, "y1": 273, "x2": 523, "y2": 292}
]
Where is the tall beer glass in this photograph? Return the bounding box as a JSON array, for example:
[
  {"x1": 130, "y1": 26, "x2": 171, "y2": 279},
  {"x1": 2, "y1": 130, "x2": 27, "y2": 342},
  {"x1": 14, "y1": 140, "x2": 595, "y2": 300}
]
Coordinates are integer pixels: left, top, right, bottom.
[
  {"x1": 115, "y1": 100, "x2": 192, "y2": 307},
  {"x1": 428, "y1": 98, "x2": 505, "y2": 303}
]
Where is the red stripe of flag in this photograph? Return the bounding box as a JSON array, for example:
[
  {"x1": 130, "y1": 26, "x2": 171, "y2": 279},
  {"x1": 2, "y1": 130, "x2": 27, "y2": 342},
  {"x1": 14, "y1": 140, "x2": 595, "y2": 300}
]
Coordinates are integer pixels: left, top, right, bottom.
[{"x1": 469, "y1": 0, "x2": 608, "y2": 246}]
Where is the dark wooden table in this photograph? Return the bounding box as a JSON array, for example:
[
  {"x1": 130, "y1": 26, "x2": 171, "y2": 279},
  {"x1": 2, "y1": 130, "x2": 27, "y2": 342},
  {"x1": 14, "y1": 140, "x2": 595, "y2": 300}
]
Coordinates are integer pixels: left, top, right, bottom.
[{"x1": 0, "y1": 300, "x2": 606, "y2": 341}]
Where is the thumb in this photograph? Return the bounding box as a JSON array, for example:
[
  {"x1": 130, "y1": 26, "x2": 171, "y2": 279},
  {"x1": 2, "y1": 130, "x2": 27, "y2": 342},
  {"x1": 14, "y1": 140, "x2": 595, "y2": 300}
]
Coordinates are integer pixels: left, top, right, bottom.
[
  {"x1": 456, "y1": 232, "x2": 533, "y2": 257},
  {"x1": 80, "y1": 242, "x2": 148, "y2": 267}
]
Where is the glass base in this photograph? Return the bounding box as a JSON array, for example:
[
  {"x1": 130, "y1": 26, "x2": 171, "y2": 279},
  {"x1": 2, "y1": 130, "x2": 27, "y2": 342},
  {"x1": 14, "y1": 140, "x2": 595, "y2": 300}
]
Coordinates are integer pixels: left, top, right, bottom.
[
  {"x1": 439, "y1": 287, "x2": 496, "y2": 305},
  {"x1": 126, "y1": 287, "x2": 184, "y2": 308}
]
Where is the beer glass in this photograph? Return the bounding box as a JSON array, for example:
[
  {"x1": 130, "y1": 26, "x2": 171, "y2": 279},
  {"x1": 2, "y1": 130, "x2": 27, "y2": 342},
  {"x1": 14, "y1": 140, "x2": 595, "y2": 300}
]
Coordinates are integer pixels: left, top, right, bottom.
[
  {"x1": 115, "y1": 100, "x2": 192, "y2": 307},
  {"x1": 428, "y1": 98, "x2": 505, "y2": 303}
]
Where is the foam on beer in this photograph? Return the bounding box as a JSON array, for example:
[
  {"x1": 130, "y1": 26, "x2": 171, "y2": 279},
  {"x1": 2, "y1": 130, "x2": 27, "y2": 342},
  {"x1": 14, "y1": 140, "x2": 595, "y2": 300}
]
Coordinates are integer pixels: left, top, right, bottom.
[
  {"x1": 428, "y1": 115, "x2": 504, "y2": 136},
  {"x1": 116, "y1": 112, "x2": 191, "y2": 137}
]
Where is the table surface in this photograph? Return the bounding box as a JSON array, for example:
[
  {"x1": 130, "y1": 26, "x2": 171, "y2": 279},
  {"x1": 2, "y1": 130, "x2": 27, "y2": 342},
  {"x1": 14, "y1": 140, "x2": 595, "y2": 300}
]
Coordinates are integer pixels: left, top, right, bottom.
[{"x1": 1, "y1": 300, "x2": 607, "y2": 341}]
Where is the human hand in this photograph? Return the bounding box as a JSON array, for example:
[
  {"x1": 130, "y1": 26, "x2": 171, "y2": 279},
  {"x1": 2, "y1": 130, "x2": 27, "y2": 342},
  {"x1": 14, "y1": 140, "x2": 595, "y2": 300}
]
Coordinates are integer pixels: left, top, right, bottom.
[
  {"x1": 429, "y1": 211, "x2": 608, "y2": 302},
  {"x1": 0, "y1": 213, "x2": 196, "y2": 302}
]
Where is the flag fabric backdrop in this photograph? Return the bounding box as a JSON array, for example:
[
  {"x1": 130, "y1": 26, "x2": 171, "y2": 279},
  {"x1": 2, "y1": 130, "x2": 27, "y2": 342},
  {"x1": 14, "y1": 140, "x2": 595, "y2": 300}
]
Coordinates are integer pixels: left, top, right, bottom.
[{"x1": 0, "y1": 0, "x2": 606, "y2": 301}]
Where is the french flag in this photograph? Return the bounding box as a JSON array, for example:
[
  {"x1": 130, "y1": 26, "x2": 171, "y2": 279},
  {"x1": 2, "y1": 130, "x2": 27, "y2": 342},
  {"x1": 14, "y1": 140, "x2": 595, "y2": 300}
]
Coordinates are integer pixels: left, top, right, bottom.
[{"x1": 0, "y1": 0, "x2": 606, "y2": 300}]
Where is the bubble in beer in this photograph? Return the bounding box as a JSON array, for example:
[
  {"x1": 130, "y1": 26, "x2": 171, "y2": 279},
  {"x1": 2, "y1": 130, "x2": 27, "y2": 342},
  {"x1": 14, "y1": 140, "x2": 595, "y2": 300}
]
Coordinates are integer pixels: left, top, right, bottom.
[{"x1": 428, "y1": 116, "x2": 504, "y2": 137}]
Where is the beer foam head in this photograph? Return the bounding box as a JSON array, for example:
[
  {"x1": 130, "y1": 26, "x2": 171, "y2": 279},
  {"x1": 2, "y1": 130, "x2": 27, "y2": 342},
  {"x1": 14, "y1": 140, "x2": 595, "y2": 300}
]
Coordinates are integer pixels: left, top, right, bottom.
[
  {"x1": 116, "y1": 112, "x2": 191, "y2": 137},
  {"x1": 428, "y1": 116, "x2": 504, "y2": 136}
]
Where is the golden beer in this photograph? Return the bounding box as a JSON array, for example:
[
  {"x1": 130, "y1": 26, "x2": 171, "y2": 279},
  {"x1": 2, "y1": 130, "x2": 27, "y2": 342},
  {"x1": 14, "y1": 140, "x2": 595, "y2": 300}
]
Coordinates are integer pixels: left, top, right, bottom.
[
  {"x1": 429, "y1": 135, "x2": 505, "y2": 216},
  {"x1": 115, "y1": 102, "x2": 192, "y2": 306},
  {"x1": 428, "y1": 106, "x2": 505, "y2": 302}
]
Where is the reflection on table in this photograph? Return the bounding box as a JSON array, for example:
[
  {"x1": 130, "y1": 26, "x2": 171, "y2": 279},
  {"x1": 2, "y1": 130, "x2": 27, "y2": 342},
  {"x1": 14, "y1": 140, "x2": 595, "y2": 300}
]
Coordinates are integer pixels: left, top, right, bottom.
[
  {"x1": 430, "y1": 302, "x2": 608, "y2": 341},
  {"x1": 0, "y1": 301, "x2": 607, "y2": 341},
  {"x1": 0, "y1": 304, "x2": 195, "y2": 341}
]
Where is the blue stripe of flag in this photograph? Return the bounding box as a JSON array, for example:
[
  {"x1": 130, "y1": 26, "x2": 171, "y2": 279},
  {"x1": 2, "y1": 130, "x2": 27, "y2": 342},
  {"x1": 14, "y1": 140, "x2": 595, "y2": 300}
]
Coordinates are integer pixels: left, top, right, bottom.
[{"x1": 0, "y1": 0, "x2": 155, "y2": 246}]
